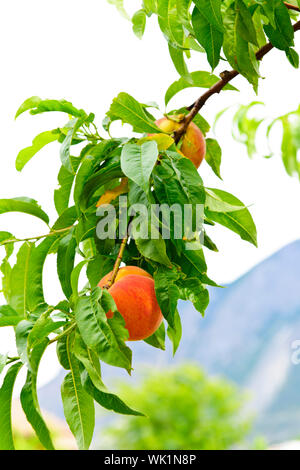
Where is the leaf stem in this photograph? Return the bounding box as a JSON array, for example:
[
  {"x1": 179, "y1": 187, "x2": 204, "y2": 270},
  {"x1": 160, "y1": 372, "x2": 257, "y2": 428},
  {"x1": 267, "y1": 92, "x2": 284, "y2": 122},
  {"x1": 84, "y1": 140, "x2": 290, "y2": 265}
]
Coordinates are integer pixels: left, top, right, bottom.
[
  {"x1": 0, "y1": 226, "x2": 74, "y2": 246},
  {"x1": 174, "y1": 17, "x2": 300, "y2": 143},
  {"x1": 48, "y1": 323, "x2": 77, "y2": 345}
]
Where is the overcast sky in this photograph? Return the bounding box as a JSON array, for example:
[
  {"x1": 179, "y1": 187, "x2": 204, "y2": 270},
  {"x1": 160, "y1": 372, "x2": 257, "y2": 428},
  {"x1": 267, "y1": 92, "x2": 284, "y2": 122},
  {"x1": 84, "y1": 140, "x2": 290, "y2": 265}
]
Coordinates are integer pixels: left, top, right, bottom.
[{"x1": 1, "y1": 0, "x2": 300, "y2": 387}]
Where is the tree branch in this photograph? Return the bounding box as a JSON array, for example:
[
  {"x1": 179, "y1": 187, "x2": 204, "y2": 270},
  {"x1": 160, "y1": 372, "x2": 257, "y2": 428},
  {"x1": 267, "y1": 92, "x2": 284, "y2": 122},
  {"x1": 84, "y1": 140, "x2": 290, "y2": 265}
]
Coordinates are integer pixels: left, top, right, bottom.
[
  {"x1": 174, "y1": 17, "x2": 300, "y2": 143},
  {"x1": 284, "y1": 2, "x2": 300, "y2": 12}
]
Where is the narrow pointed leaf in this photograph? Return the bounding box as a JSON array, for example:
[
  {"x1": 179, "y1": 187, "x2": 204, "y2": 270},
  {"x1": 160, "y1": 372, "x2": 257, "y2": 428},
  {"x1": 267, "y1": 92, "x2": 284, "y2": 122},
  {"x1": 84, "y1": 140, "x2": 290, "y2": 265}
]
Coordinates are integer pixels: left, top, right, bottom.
[
  {"x1": 0, "y1": 362, "x2": 23, "y2": 450},
  {"x1": 0, "y1": 198, "x2": 49, "y2": 225},
  {"x1": 61, "y1": 335, "x2": 95, "y2": 450}
]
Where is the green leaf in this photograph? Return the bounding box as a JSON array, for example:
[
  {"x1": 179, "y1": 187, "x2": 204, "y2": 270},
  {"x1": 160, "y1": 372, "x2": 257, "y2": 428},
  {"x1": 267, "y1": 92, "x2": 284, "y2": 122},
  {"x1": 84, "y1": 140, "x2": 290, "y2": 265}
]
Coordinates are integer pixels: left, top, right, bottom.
[
  {"x1": 143, "y1": 0, "x2": 157, "y2": 15},
  {"x1": 75, "y1": 288, "x2": 132, "y2": 371},
  {"x1": 16, "y1": 130, "x2": 59, "y2": 171},
  {"x1": 135, "y1": 235, "x2": 171, "y2": 266},
  {"x1": 79, "y1": 162, "x2": 123, "y2": 212},
  {"x1": 87, "y1": 255, "x2": 114, "y2": 288},
  {"x1": 0, "y1": 362, "x2": 23, "y2": 450},
  {"x1": 70, "y1": 261, "x2": 88, "y2": 300},
  {"x1": 205, "y1": 188, "x2": 245, "y2": 212},
  {"x1": 0, "y1": 197, "x2": 49, "y2": 225},
  {"x1": 203, "y1": 231, "x2": 218, "y2": 252},
  {"x1": 61, "y1": 334, "x2": 95, "y2": 450},
  {"x1": 156, "y1": 153, "x2": 205, "y2": 207},
  {"x1": 144, "y1": 321, "x2": 166, "y2": 350},
  {"x1": 0, "y1": 305, "x2": 22, "y2": 327},
  {"x1": 107, "y1": 0, "x2": 129, "y2": 19},
  {"x1": 191, "y1": 6, "x2": 223, "y2": 70},
  {"x1": 9, "y1": 243, "x2": 33, "y2": 316},
  {"x1": 167, "y1": 308, "x2": 182, "y2": 355},
  {"x1": 193, "y1": 0, "x2": 223, "y2": 32},
  {"x1": 180, "y1": 240, "x2": 208, "y2": 277},
  {"x1": 168, "y1": 44, "x2": 190, "y2": 79},
  {"x1": 73, "y1": 332, "x2": 106, "y2": 391},
  {"x1": 176, "y1": 0, "x2": 193, "y2": 33},
  {"x1": 60, "y1": 118, "x2": 82, "y2": 174},
  {"x1": 107, "y1": 92, "x2": 160, "y2": 134},
  {"x1": 28, "y1": 315, "x2": 66, "y2": 349},
  {"x1": 279, "y1": 115, "x2": 300, "y2": 178},
  {"x1": 132, "y1": 9, "x2": 147, "y2": 38},
  {"x1": 74, "y1": 140, "x2": 121, "y2": 209},
  {"x1": 57, "y1": 230, "x2": 77, "y2": 299},
  {"x1": 121, "y1": 141, "x2": 158, "y2": 193},
  {"x1": 81, "y1": 370, "x2": 144, "y2": 416},
  {"x1": 15, "y1": 96, "x2": 42, "y2": 119},
  {"x1": 231, "y1": 102, "x2": 264, "y2": 157},
  {"x1": 157, "y1": 0, "x2": 186, "y2": 49},
  {"x1": 205, "y1": 138, "x2": 222, "y2": 179},
  {"x1": 20, "y1": 340, "x2": 55, "y2": 450},
  {"x1": 15, "y1": 320, "x2": 33, "y2": 369},
  {"x1": 52, "y1": 206, "x2": 78, "y2": 231},
  {"x1": 205, "y1": 189, "x2": 257, "y2": 246},
  {"x1": 26, "y1": 237, "x2": 59, "y2": 313},
  {"x1": 286, "y1": 48, "x2": 299, "y2": 68},
  {"x1": 0, "y1": 231, "x2": 13, "y2": 244},
  {"x1": 57, "y1": 334, "x2": 71, "y2": 370},
  {"x1": 223, "y1": 6, "x2": 259, "y2": 88},
  {"x1": 263, "y1": 0, "x2": 294, "y2": 51},
  {"x1": 74, "y1": 333, "x2": 143, "y2": 415},
  {"x1": 177, "y1": 278, "x2": 209, "y2": 315},
  {"x1": 193, "y1": 114, "x2": 211, "y2": 136},
  {"x1": 235, "y1": 0, "x2": 258, "y2": 46},
  {"x1": 54, "y1": 154, "x2": 83, "y2": 215},
  {"x1": 154, "y1": 266, "x2": 180, "y2": 328},
  {"x1": 16, "y1": 97, "x2": 86, "y2": 118},
  {"x1": 165, "y1": 71, "x2": 237, "y2": 106}
]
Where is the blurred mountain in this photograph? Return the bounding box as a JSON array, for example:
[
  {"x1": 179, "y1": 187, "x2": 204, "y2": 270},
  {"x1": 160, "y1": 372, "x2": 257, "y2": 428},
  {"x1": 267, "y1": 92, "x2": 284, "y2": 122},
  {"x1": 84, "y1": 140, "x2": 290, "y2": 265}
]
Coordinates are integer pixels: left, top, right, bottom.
[{"x1": 38, "y1": 240, "x2": 300, "y2": 444}]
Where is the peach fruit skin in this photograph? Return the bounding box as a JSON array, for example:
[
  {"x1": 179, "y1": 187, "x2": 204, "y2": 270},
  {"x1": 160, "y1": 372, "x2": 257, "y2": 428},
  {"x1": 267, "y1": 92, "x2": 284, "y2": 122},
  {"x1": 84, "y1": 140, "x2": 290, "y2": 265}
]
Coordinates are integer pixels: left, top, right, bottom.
[
  {"x1": 98, "y1": 265, "x2": 152, "y2": 288},
  {"x1": 155, "y1": 117, "x2": 206, "y2": 169},
  {"x1": 98, "y1": 267, "x2": 163, "y2": 341}
]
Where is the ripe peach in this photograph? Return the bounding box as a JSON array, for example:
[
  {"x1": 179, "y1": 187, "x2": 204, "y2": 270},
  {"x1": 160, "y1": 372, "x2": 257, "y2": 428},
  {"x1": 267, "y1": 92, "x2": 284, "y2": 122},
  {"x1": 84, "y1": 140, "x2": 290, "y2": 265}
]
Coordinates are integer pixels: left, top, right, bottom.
[
  {"x1": 155, "y1": 117, "x2": 206, "y2": 169},
  {"x1": 99, "y1": 267, "x2": 163, "y2": 341},
  {"x1": 98, "y1": 265, "x2": 152, "y2": 288}
]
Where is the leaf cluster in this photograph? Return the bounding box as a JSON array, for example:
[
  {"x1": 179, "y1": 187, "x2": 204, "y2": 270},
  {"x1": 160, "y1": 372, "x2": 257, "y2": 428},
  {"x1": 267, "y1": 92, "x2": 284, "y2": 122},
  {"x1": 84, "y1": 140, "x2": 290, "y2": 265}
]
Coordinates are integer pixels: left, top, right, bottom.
[{"x1": 119, "y1": 0, "x2": 300, "y2": 91}]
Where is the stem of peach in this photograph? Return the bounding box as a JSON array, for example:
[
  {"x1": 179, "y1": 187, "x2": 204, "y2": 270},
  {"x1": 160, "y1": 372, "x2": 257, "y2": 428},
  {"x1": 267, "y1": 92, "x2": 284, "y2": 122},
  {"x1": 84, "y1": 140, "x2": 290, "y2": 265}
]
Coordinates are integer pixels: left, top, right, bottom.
[{"x1": 103, "y1": 233, "x2": 129, "y2": 289}]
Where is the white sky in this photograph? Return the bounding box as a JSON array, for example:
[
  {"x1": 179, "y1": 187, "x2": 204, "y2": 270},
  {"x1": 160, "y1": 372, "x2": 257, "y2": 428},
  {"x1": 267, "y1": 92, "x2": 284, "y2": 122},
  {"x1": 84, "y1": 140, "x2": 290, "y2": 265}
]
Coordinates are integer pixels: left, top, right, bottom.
[{"x1": 0, "y1": 0, "x2": 300, "y2": 387}]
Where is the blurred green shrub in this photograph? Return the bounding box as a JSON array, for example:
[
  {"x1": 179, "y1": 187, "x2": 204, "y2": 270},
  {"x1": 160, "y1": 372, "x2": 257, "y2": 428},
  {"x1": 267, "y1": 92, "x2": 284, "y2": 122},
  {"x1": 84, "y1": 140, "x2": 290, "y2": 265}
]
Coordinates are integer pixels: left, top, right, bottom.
[{"x1": 102, "y1": 364, "x2": 251, "y2": 450}]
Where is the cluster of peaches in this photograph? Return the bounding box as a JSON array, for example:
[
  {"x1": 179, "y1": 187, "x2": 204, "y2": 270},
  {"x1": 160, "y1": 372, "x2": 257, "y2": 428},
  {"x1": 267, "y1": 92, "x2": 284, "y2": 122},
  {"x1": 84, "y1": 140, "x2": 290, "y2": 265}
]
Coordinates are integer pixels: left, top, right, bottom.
[{"x1": 99, "y1": 117, "x2": 206, "y2": 342}]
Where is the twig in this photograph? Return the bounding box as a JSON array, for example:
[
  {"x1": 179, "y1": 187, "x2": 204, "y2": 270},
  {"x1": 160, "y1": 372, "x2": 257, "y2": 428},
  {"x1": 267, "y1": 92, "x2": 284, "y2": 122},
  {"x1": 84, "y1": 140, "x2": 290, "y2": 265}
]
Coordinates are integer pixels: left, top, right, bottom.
[
  {"x1": 103, "y1": 234, "x2": 129, "y2": 289},
  {"x1": 48, "y1": 323, "x2": 76, "y2": 345},
  {"x1": 0, "y1": 226, "x2": 73, "y2": 246},
  {"x1": 174, "y1": 18, "x2": 300, "y2": 143},
  {"x1": 284, "y1": 2, "x2": 300, "y2": 12}
]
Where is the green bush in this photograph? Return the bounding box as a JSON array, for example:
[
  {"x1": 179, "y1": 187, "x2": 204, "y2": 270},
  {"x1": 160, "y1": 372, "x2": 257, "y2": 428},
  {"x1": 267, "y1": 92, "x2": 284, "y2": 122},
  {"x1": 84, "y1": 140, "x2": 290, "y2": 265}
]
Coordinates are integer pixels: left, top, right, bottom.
[{"x1": 101, "y1": 364, "x2": 251, "y2": 450}]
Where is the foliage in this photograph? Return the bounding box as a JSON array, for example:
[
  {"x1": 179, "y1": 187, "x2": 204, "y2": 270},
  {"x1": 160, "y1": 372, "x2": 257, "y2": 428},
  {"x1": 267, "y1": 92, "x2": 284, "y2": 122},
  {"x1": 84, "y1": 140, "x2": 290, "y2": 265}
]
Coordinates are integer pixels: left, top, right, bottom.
[
  {"x1": 125, "y1": 0, "x2": 300, "y2": 90},
  {"x1": 215, "y1": 102, "x2": 300, "y2": 179},
  {"x1": 101, "y1": 364, "x2": 251, "y2": 450},
  {"x1": 0, "y1": 0, "x2": 299, "y2": 450}
]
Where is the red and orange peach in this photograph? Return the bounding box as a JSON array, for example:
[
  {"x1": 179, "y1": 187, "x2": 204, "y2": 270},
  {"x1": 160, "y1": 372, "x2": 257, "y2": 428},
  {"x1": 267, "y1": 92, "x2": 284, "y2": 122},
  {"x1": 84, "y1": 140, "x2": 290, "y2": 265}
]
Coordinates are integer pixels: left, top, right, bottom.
[
  {"x1": 155, "y1": 116, "x2": 206, "y2": 169},
  {"x1": 99, "y1": 266, "x2": 163, "y2": 341}
]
